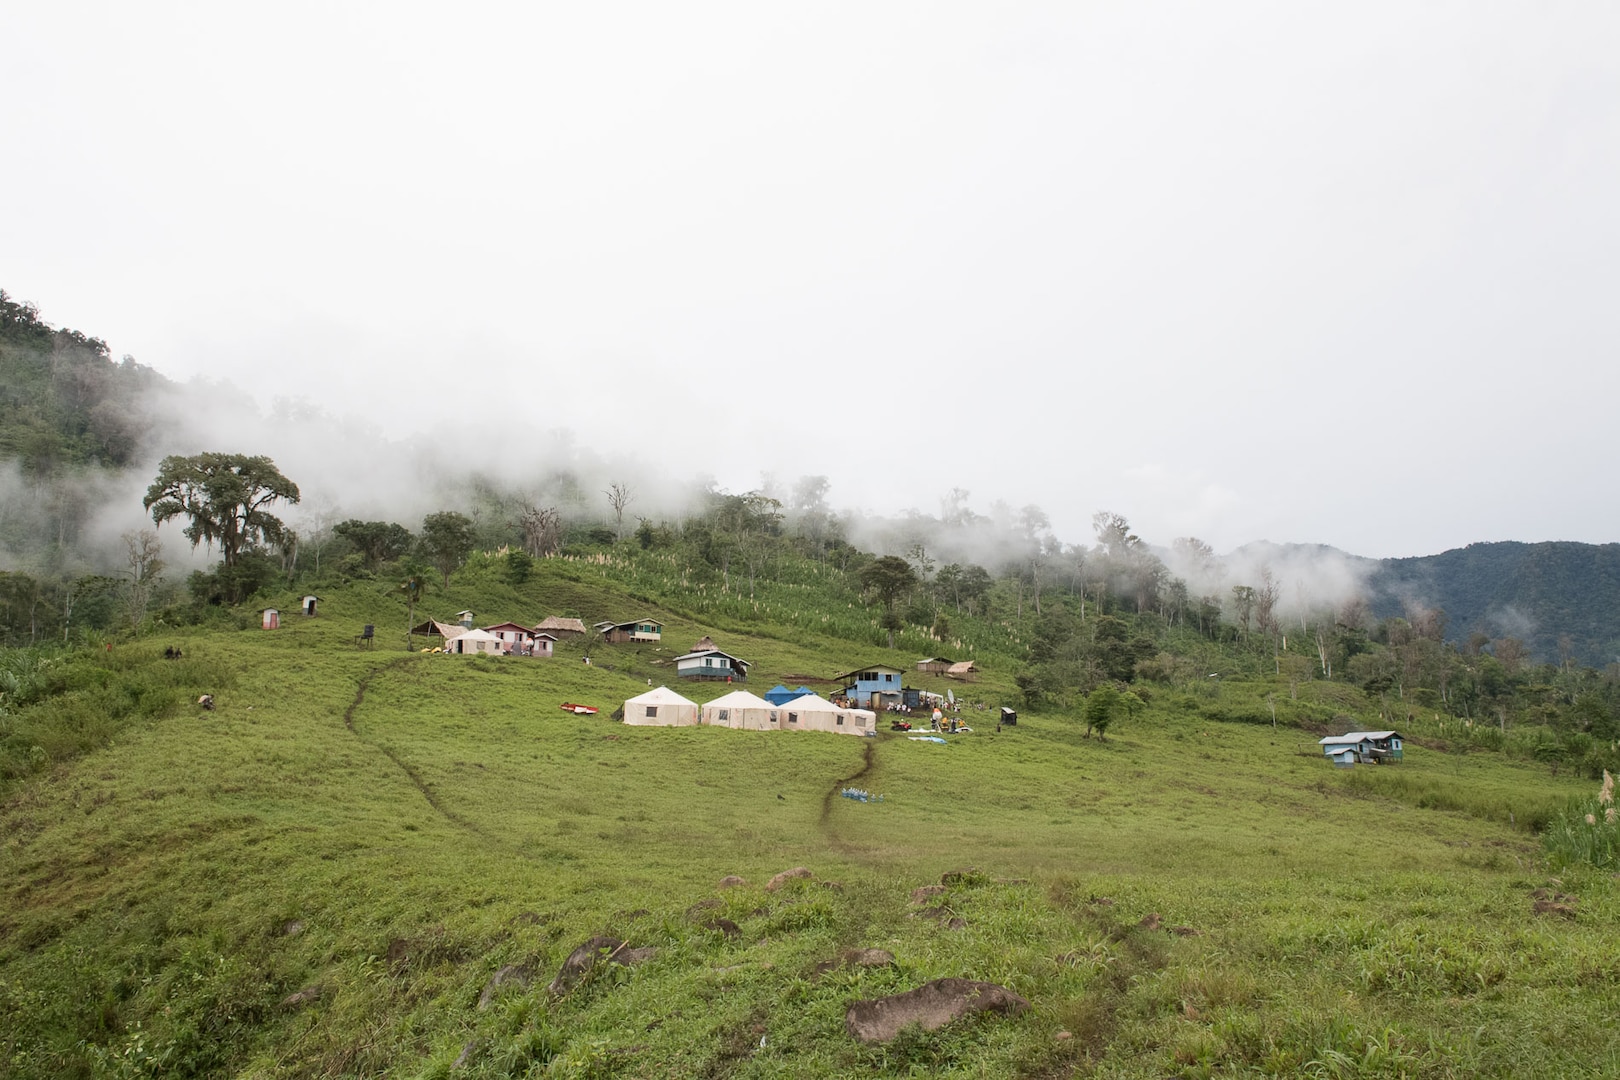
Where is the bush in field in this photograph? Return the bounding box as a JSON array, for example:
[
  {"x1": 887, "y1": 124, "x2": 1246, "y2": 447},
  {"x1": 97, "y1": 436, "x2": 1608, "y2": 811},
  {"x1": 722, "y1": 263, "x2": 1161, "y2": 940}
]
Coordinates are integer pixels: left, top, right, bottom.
[{"x1": 1543, "y1": 770, "x2": 1619, "y2": 870}]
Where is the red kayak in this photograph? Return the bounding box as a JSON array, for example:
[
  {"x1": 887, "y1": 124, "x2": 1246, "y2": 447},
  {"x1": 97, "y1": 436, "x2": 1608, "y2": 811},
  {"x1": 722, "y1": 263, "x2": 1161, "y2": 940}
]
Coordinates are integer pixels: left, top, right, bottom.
[{"x1": 559, "y1": 703, "x2": 599, "y2": 715}]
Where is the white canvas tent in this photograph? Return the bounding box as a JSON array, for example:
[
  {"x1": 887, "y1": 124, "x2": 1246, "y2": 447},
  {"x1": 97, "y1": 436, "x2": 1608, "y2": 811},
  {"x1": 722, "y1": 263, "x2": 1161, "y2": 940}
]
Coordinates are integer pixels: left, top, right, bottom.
[
  {"x1": 844, "y1": 706, "x2": 878, "y2": 735},
  {"x1": 778, "y1": 694, "x2": 874, "y2": 736},
  {"x1": 700, "y1": 690, "x2": 778, "y2": 730},
  {"x1": 622, "y1": 685, "x2": 700, "y2": 727},
  {"x1": 446, "y1": 627, "x2": 501, "y2": 655}
]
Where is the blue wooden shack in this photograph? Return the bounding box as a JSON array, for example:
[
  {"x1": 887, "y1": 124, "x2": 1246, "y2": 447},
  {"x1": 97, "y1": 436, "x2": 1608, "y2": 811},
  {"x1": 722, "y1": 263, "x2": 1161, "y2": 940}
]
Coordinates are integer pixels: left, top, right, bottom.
[
  {"x1": 833, "y1": 664, "x2": 906, "y2": 708},
  {"x1": 1319, "y1": 730, "x2": 1404, "y2": 766}
]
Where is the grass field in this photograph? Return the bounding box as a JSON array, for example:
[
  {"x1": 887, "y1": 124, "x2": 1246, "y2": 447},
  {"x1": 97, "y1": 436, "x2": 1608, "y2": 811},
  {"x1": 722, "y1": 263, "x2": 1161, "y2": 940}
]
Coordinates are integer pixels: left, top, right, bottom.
[{"x1": 3, "y1": 582, "x2": 1618, "y2": 1078}]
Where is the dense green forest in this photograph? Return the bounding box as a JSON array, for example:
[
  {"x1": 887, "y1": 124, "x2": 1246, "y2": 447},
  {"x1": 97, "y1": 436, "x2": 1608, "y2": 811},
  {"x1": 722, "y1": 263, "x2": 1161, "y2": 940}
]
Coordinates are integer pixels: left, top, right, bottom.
[
  {"x1": 1370, "y1": 542, "x2": 1620, "y2": 668},
  {"x1": 0, "y1": 289, "x2": 168, "y2": 482}
]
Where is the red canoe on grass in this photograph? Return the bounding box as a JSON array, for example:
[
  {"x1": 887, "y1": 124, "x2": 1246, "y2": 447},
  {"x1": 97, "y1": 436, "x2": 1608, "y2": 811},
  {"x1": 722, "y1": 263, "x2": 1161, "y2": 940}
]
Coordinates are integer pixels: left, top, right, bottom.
[{"x1": 559, "y1": 703, "x2": 599, "y2": 715}]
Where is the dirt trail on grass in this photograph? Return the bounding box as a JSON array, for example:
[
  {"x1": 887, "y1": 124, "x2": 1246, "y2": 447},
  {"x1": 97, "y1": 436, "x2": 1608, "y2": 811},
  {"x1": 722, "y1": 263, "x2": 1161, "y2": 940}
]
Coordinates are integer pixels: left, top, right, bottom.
[
  {"x1": 344, "y1": 657, "x2": 494, "y2": 840},
  {"x1": 820, "y1": 740, "x2": 877, "y2": 827}
]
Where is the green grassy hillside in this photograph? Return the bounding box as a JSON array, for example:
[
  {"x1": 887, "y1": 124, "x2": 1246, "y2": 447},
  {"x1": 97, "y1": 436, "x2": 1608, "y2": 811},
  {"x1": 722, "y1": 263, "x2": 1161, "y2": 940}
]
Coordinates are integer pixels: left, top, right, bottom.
[{"x1": 4, "y1": 556, "x2": 1618, "y2": 1079}]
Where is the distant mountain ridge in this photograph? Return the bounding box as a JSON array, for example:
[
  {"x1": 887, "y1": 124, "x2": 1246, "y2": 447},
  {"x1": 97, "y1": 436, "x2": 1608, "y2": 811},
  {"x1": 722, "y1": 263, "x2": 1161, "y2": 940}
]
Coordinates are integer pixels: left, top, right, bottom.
[
  {"x1": 1216, "y1": 539, "x2": 1620, "y2": 667},
  {"x1": 1367, "y1": 541, "x2": 1620, "y2": 667}
]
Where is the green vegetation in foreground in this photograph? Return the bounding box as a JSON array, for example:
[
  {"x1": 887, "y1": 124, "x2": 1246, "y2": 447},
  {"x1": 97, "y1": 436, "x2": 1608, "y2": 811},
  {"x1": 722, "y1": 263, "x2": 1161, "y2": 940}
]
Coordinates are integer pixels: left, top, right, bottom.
[{"x1": 3, "y1": 576, "x2": 1618, "y2": 1079}]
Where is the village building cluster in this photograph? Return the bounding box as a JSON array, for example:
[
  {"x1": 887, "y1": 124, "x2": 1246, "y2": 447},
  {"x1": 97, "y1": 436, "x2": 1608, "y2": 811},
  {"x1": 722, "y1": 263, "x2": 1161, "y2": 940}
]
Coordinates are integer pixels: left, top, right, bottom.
[{"x1": 378, "y1": 606, "x2": 995, "y2": 739}]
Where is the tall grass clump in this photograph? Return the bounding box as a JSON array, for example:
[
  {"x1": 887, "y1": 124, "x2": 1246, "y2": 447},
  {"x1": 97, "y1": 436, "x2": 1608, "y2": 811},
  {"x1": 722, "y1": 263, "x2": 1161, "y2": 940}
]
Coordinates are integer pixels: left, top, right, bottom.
[{"x1": 1543, "y1": 770, "x2": 1620, "y2": 870}]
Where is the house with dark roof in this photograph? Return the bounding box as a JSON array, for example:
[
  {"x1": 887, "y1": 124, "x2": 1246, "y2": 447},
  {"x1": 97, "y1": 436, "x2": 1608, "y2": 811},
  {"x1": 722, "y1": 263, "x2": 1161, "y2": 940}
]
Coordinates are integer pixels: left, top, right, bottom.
[
  {"x1": 595, "y1": 619, "x2": 663, "y2": 644},
  {"x1": 676, "y1": 647, "x2": 750, "y2": 681},
  {"x1": 1319, "y1": 730, "x2": 1403, "y2": 767}
]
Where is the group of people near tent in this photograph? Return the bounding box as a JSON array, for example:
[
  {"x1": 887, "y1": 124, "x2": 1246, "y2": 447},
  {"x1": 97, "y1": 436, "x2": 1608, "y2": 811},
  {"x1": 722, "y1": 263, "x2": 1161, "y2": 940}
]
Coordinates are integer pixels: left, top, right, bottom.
[{"x1": 621, "y1": 686, "x2": 876, "y2": 736}]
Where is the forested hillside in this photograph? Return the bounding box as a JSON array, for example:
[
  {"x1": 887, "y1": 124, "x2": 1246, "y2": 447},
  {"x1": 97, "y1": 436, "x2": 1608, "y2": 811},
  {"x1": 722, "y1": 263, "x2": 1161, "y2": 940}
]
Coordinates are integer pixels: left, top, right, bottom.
[
  {"x1": 0, "y1": 290, "x2": 166, "y2": 475},
  {"x1": 0, "y1": 289, "x2": 170, "y2": 579}
]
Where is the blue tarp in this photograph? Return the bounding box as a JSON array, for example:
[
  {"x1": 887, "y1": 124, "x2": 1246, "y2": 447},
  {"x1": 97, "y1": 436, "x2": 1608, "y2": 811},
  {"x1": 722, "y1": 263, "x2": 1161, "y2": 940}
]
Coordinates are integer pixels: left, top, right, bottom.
[{"x1": 764, "y1": 684, "x2": 796, "y2": 705}]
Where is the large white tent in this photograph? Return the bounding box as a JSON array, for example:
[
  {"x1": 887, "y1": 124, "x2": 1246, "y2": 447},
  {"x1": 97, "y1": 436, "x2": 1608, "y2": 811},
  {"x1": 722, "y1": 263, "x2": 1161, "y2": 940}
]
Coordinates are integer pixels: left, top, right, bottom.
[
  {"x1": 778, "y1": 694, "x2": 875, "y2": 737},
  {"x1": 622, "y1": 685, "x2": 700, "y2": 727},
  {"x1": 700, "y1": 690, "x2": 778, "y2": 731},
  {"x1": 446, "y1": 627, "x2": 501, "y2": 655}
]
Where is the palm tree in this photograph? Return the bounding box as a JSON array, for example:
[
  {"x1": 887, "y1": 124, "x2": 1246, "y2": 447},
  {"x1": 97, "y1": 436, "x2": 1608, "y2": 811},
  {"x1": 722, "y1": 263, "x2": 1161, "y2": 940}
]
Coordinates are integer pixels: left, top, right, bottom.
[{"x1": 401, "y1": 561, "x2": 429, "y2": 649}]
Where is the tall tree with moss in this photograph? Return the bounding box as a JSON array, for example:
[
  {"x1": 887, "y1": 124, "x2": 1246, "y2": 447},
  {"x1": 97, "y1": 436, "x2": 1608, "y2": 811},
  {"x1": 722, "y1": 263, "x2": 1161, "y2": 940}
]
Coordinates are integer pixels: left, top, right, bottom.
[{"x1": 143, "y1": 453, "x2": 300, "y2": 570}]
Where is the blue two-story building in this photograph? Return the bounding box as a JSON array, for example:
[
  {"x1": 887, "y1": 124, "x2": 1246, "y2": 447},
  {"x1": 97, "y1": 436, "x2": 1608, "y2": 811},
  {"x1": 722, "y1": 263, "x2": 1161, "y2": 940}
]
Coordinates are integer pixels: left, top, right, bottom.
[{"x1": 833, "y1": 664, "x2": 906, "y2": 709}]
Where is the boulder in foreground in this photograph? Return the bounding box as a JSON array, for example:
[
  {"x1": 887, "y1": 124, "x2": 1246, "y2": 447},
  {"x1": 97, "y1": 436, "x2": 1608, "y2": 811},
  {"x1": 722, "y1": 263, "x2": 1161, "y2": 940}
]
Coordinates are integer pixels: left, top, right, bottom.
[
  {"x1": 845, "y1": 977, "x2": 1028, "y2": 1043},
  {"x1": 547, "y1": 936, "x2": 657, "y2": 996}
]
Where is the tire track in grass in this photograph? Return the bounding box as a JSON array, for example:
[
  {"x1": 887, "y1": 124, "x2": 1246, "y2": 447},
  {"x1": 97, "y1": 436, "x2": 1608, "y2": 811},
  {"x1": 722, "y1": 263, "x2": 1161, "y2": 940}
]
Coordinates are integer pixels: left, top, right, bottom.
[
  {"x1": 821, "y1": 739, "x2": 878, "y2": 827},
  {"x1": 344, "y1": 656, "x2": 493, "y2": 839}
]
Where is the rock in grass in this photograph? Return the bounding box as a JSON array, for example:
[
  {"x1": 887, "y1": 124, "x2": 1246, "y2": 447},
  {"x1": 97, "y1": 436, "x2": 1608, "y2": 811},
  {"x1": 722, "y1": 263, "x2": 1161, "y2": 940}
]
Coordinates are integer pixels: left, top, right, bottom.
[
  {"x1": 1533, "y1": 899, "x2": 1577, "y2": 919},
  {"x1": 765, "y1": 867, "x2": 813, "y2": 891},
  {"x1": 1136, "y1": 913, "x2": 1162, "y2": 931},
  {"x1": 843, "y1": 948, "x2": 896, "y2": 968},
  {"x1": 845, "y1": 978, "x2": 1028, "y2": 1044},
  {"x1": 813, "y1": 948, "x2": 897, "y2": 976},
  {"x1": 547, "y1": 937, "x2": 658, "y2": 996},
  {"x1": 718, "y1": 875, "x2": 748, "y2": 888},
  {"x1": 618, "y1": 946, "x2": 659, "y2": 964},
  {"x1": 451, "y1": 1039, "x2": 479, "y2": 1069},
  {"x1": 702, "y1": 918, "x2": 742, "y2": 938},
  {"x1": 911, "y1": 885, "x2": 946, "y2": 903},
  {"x1": 477, "y1": 963, "x2": 532, "y2": 1009},
  {"x1": 281, "y1": 984, "x2": 322, "y2": 1007}
]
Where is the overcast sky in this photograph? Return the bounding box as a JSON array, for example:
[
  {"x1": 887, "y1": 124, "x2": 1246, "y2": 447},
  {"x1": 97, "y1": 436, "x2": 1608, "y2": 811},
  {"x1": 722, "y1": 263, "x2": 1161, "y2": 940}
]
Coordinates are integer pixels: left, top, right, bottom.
[{"x1": 8, "y1": 2, "x2": 1619, "y2": 558}]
